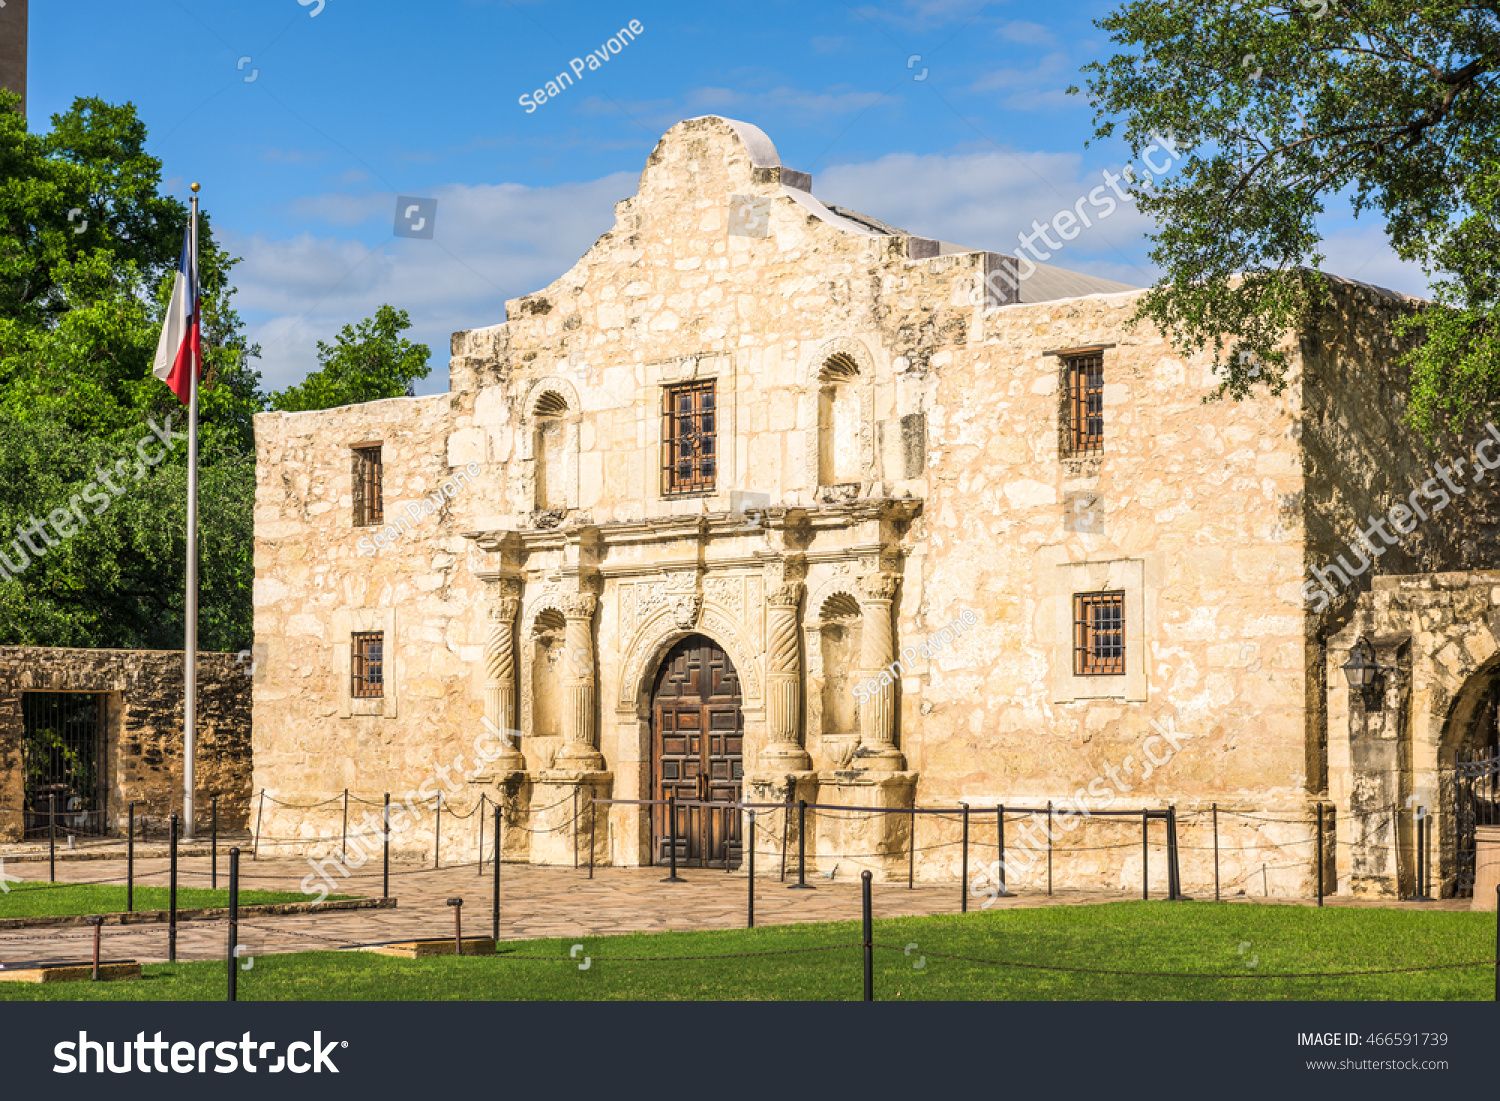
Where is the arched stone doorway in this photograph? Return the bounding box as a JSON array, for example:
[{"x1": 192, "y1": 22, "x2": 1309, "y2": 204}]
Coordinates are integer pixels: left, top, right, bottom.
[
  {"x1": 1442, "y1": 661, "x2": 1500, "y2": 897},
  {"x1": 650, "y1": 633, "x2": 744, "y2": 868}
]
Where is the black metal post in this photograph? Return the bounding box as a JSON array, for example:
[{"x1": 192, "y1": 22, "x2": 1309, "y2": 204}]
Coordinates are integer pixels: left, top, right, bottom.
[
  {"x1": 861, "y1": 870, "x2": 874, "y2": 1003},
  {"x1": 342, "y1": 789, "x2": 350, "y2": 867},
  {"x1": 662, "y1": 795, "x2": 683, "y2": 883},
  {"x1": 434, "y1": 793, "x2": 442, "y2": 870},
  {"x1": 88, "y1": 916, "x2": 103, "y2": 981},
  {"x1": 382, "y1": 793, "x2": 391, "y2": 900},
  {"x1": 588, "y1": 796, "x2": 596, "y2": 880},
  {"x1": 572, "y1": 788, "x2": 580, "y2": 870},
  {"x1": 725, "y1": 805, "x2": 734, "y2": 875},
  {"x1": 1316, "y1": 801, "x2": 1325, "y2": 906},
  {"x1": 1166, "y1": 806, "x2": 1181, "y2": 901},
  {"x1": 1423, "y1": 813, "x2": 1432, "y2": 899},
  {"x1": 227, "y1": 847, "x2": 240, "y2": 1003},
  {"x1": 779, "y1": 787, "x2": 791, "y2": 883},
  {"x1": 492, "y1": 804, "x2": 502, "y2": 942},
  {"x1": 1212, "y1": 802, "x2": 1220, "y2": 902},
  {"x1": 997, "y1": 804, "x2": 1007, "y2": 896},
  {"x1": 908, "y1": 806, "x2": 916, "y2": 890},
  {"x1": 960, "y1": 803, "x2": 970, "y2": 913},
  {"x1": 1142, "y1": 809, "x2": 1149, "y2": 900},
  {"x1": 747, "y1": 809, "x2": 756, "y2": 929},
  {"x1": 1413, "y1": 807, "x2": 1426, "y2": 900},
  {"x1": 126, "y1": 801, "x2": 136, "y2": 913},
  {"x1": 168, "y1": 812, "x2": 179, "y2": 963},
  {"x1": 789, "y1": 799, "x2": 812, "y2": 889},
  {"x1": 252, "y1": 789, "x2": 265, "y2": 860},
  {"x1": 48, "y1": 793, "x2": 56, "y2": 882},
  {"x1": 1413, "y1": 805, "x2": 1423, "y2": 900},
  {"x1": 1046, "y1": 800, "x2": 1054, "y2": 897},
  {"x1": 447, "y1": 898, "x2": 463, "y2": 956}
]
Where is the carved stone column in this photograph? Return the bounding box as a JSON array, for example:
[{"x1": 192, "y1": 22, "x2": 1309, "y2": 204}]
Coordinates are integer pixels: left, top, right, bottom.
[
  {"x1": 763, "y1": 579, "x2": 812, "y2": 771},
  {"x1": 554, "y1": 591, "x2": 604, "y2": 768},
  {"x1": 482, "y1": 581, "x2": 525, "y2": 772},
  {"x1": 855, "y1": 570, "x2": 905, "y2": 770}
]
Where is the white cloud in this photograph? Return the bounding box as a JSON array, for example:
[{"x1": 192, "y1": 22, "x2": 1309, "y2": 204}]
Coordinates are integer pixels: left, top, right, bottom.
[
  {"x1": 996, "y1": 20, "x2": 1056, "y2": 46},
  {"x1": 1316, "y1": 223, "x2": 1431, "y2": 299},
  {"x1": 235, "y1": 146, "x2": 1428, "y2": 401},
  {"x1": 234, "y1": 172, "x2": 634, "y2": 394},
  {"x1": 817, "y1": 146, "x2": 1159, "y2": 283},
  {"x1": 852, "y1": 0, "x2": 997, "y2": 31},
  {"x1": 968, "y1": 51, "x2": 1082, "y2": 110}
]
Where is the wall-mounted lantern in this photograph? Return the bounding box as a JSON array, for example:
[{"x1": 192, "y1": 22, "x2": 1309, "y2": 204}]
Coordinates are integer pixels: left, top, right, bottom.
[{"x1": 1341, "y1": 636, "x2": 1386, "y2": 707}]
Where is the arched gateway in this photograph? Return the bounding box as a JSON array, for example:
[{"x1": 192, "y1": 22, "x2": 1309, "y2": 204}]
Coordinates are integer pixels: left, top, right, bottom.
[{"x1": 650, "y1": 633, "x2": 744, "y2": 868}]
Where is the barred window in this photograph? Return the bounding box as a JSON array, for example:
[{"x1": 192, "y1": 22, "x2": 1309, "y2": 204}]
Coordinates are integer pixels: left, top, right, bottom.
[
  {"x1": 1073, "y1": 591, "x2": 1124, "y2": 676},
  {"x1": 661, "y1": 380, "x2": 716, "y2": 495},
  {"x1": 352, "y1": 446, "x2": 384, "y2": 526},
  {"x1": 351, "y1": 631, "x2": 384, "y2": 698},
  {"x1": 1063, "y1": 352, "x2": 1105, "y2": 455}
]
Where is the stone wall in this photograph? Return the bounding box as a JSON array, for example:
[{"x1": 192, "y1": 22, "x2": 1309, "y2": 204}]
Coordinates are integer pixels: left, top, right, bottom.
[
  {"x1": 251, "y1": 393, "x2": 493, "y2": 859},
  {"x1": 1328, "y1": 571, "x2": 1500, "y2": 897},
  {"x1": 0, "y1": 647, "x2": 252, "y2": 841},
  {"x1": 249, "y1": 115, "x2": 1493, "y2": 896}
]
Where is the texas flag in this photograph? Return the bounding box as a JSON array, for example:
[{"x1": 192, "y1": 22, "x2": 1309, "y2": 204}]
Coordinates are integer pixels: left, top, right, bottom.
[{"x1": 152, "y1": 215, "x2": 201, "y2": 405}]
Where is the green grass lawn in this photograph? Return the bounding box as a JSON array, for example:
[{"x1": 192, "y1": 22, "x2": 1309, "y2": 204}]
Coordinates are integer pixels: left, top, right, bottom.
[
  {"x1": 0, "y1": 881, "x2": 327, "y2": 920},
  {"x1": 0, "y1": 901, "x2": 1494, "y2": 1001}
]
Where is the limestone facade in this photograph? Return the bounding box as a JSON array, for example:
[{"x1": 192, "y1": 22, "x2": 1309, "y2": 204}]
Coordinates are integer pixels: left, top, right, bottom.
[{"x1": 250, "y1": 116, "x2": 1500, "y2": 894}]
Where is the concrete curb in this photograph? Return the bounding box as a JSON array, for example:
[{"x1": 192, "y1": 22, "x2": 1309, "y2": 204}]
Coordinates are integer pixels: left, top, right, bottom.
[{"x1": 0, "y1": 896, "x2": 396, "y2": 930}]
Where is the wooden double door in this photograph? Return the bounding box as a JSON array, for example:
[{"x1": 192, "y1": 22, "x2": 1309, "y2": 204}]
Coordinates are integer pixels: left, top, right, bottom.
[{"x1": 651, "y1": 634, "x2": 744, "y2": 868}]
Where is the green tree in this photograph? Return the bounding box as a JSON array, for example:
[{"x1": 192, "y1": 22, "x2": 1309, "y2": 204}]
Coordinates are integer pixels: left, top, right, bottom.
[
  {"x1": 1078, "y1": 1, "x2": 1499, "y2": 435},
  {"x1": 269, "y1": 305, "x2": 431, "y2": 412},
  {"x1": 0, "y1": 92, "x2": 261, "y2": 651}
]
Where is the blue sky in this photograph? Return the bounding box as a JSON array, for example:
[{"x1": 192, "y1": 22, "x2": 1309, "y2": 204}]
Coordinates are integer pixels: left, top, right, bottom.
[{"x1": 27, "y1": 0, "x2": 1422, "y2": 395}]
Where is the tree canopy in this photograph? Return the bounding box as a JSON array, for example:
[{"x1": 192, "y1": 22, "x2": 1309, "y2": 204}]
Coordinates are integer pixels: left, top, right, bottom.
[
  {"x1": 270, "y1": 305, "x2": 430, "y2": 413},
  {"x1": 1079, "y1": 1, "x2": 1499, "y2": 436},
  {"x1": 0, "y1": 91, "x2": 431, "y2": 652}
]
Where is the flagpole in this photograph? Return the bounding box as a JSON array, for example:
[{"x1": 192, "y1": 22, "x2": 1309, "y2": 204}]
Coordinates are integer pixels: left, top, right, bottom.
[{"x1": 183, "y1": 182, "x2": 200, "y2": 841}]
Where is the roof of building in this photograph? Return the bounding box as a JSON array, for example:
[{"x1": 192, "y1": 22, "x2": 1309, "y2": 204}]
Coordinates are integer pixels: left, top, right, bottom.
[{"x1": 698, "y1": 117, "x2": 1141, "y2": 304}]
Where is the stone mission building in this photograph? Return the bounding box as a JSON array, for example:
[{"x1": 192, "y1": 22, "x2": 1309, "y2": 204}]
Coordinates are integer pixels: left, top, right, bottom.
[{"x1": 252, "y1": 117, "x2": 1500, "y2": 897}]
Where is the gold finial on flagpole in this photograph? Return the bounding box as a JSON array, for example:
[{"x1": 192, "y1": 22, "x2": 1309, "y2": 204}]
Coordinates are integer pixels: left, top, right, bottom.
[{"x1": 190, "y1": 181, "x2": 200, "y2": 193}]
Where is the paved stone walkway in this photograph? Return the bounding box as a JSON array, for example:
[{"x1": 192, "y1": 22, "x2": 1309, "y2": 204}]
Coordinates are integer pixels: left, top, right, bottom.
[
  {"x1": 0, "y1": 854, "x2": 975, "y2": 966},
  {"x1": 0, "y1": 849, "x2": 1473, "y2": 969}
]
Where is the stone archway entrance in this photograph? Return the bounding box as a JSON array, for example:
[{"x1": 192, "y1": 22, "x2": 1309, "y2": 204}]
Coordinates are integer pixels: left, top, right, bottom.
[
  {"x1": 1446, "y1": 669, "x2": 1500, "y2": 896},
  {"x1": 650, "y1": 634, "x2": 744, "y2": 868}
]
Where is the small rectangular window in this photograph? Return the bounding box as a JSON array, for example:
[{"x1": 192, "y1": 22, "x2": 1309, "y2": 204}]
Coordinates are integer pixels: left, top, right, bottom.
[
  {"x1": 1063, "y1": 352, "x2": 1105, "y2": 455},
  {"x1": 661, "y1": 380, "x2": 717, "y2": 495},
  {"x1": 352, "y1": 446, "x2": 384, "y2": 527},
  {"x1": 351, "y1": 631, "x2": 384, "y2": 698},
  {"x1": 1073, "y1": 591, "x2": 1124, "y2": 675}
]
